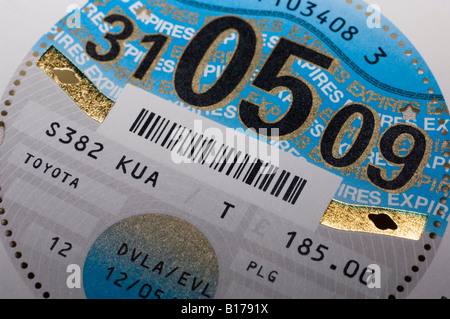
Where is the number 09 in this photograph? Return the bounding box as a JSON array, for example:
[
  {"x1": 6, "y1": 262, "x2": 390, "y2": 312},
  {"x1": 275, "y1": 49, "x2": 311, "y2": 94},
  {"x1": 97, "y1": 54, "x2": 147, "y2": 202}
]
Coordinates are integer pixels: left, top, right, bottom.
[{"x1": 320, "y1": 103, "x2": 432, "y2": 193}]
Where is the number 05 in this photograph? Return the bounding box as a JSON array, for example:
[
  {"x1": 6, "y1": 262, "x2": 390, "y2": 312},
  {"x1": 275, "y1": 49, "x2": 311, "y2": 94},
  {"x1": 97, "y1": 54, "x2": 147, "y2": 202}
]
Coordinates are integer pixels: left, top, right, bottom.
[{"x1": 239, "y1": 37, "x2": 336, "y2": 139}]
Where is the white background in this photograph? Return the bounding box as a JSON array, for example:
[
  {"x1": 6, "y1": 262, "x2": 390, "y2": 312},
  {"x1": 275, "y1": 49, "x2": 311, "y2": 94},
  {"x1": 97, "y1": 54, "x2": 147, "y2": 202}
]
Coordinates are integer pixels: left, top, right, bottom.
[{"x1": 0, "y1": 0, "x2": 449, "y2": 298}]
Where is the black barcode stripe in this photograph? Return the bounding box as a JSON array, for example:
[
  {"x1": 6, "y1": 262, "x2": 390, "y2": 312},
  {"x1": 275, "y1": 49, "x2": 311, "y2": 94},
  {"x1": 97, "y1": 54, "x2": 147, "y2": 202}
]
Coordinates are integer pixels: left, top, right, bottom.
[
  {"x1": 150, "y1": 118, "x2": 166, "y2": 142},
  {"x1": 271, "y1": 170, "x2": 287, "y2": 196},
  {"x1": 192, "y1": 137, "x2": 209, "y2": 163},
  {"x1": 245, "y1": 159, "x2": 263, "y2": 185},
  {"x1": 205, "y1": 141, "x2": 220, "y2": 165},
  {"x1": 217, "y1": 146, "x2": 231, "y2": 170},
  {"x1": 200, "y1": 140, "x2": 215, "y2": 164},
  {"x1": 182, "y1": 132, "x2": 198, "y2": 157},
  {"x1": 213, "y1": 145, "x2": 227, "y2": 170},
  {"x1": 263, "y1": 167, "x2": 278, "y2": 192},
  {"x1": 287, "y1": 180, "x2": 301, "y2": 203},
  {"x1": 165, "y1": 125, "x2": 183, "y2": 149},
  {"x1": 276, "y1": 172, "x2": 291, "y2": 197},
  {"x1": 188, "y1": 134, "x2": 204, "y2": 159},
  {"x1": 144, "y1": 115, "x2": 160, "y2": 139},
  {"x1": 172, "y1": 128, "x2": 190, "y2": 151},
  {"x1": 137, "y1": 111, "x2": 153, "y2": 136},
  {"x1": 201, "y1": 140, "x2": 217, "y2": 165},
  {"x1": 243, "y1": 158, "x2": 257, "y2": 183},
  {"x1": 218, "y1": 148, "x2": 234, "y2": 173},
  {"x1": 138, "y1": 111, "x2": 154, "y2": 136},
  {"x1": 283, "y1": 176, "x2": 300, "y2": 202},
  {"x1": 130, "y1": 109, "x2": 309, "y2": 206},
  {"x1": 234, "y1": 154, "x2": 250, "y2": 179},
  {"x1": 258, "y1": 165, "x2": 273, "y2": 190},
  {"x1": 161, "y1": 123, "x2": 177, "y2": 148},
  {"x1": 291, "y1": 179, "x2": 307, "y2": 205},
  {"x1": 177, "y1": 130, "x2": 194, "y2": 156},
  {"x1": 253, "y1": 162, "x2": 268, "y2": 187},
  {"x1": 209, "y1": 144, "x2": 225, "y2": 168},
  {"x1": 225, "y1": 150, "x2": 240, "y2": 176},
  {"x1": 154, "y1": 119, "x2": 170, "y2": 144},
  {"x1": 212, "y1": 146, "x2": 224, "y2": 170},
  {"x1": 130, "y1": 109, "x2": 148, "y2": 133}
]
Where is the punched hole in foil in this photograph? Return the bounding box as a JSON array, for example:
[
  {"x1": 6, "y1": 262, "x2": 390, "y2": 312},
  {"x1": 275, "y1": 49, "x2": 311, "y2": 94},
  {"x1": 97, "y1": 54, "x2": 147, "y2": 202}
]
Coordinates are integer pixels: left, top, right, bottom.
[
  {"x1": 368, "y1": 213, "x2": 398, "y2": 231},
  {"x1": 52, "y1": 68, "x2": 80, "y2": 85}
]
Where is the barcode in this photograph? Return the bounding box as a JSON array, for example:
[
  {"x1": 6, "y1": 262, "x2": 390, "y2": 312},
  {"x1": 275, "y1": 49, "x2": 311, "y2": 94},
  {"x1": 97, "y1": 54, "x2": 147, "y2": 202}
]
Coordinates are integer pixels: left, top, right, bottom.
[{"x1": 129, "y1": 108, "x2": 308, "y2": 205}]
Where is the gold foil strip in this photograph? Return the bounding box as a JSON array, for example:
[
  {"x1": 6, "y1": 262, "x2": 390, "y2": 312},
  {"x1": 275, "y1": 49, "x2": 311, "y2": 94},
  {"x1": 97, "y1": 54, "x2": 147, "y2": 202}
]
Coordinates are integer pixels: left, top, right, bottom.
[
  {"x1": 37, "y1": 46, "x2": 114, "y2": 122},
  {"x1": 320, "y1": 200, "x2": 428, "y2": 240}
]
